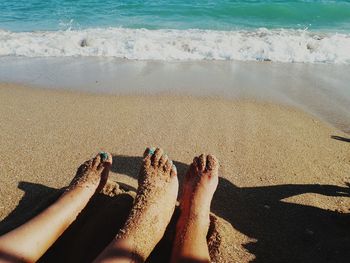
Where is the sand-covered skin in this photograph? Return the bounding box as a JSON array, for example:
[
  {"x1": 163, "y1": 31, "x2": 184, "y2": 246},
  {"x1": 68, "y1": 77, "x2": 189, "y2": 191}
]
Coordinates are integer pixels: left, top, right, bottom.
[
  {"x1": 171, "y1": 154, "x2": 220, "y2": 262},
  {"x1": 3, "y1": 179, "x2": 233, "y2": 263},
  {"x1": 115, "y1": 147, "x2": 178, "y2": 261},
  {"x1": 0, "y1": 83, "x2": 350, "y2": 262},
  {"x1": 180, "y1": 154, "x2": 219, "y2": 222},
  {"x1": 67, "y1": 152, "x2": 112, "y2": 193}
]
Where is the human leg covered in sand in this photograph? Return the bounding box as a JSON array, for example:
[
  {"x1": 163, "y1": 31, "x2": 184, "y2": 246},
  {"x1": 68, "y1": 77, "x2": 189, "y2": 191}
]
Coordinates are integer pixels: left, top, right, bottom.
[{"x1": 0, "y1": 147, "x2": 219, "y2": 263}]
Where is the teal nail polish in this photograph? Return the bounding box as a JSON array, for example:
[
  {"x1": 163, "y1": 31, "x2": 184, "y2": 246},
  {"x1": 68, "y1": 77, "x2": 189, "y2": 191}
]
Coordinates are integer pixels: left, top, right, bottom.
[
  {"x1": 100, "y1": 151, "x2": 108, "y2": 161},
  {"x1": 149, "y1": 147, "x2": 155, "y2": 155}
]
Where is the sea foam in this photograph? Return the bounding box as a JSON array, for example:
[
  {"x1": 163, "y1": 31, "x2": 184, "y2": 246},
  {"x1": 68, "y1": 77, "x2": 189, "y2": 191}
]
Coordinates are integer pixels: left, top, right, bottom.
[{"x1": 0, "y1": 28, "x2": 349, "y2": 64}]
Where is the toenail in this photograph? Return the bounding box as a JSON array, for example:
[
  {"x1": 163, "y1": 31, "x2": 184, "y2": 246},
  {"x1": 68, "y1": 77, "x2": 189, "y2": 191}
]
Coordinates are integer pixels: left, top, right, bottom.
[
  {"x1": 149, "y1": 147, "x2": 156, "y2": 155},
  {"x1": 99, "y1": 151, "x2": 109, "y2": 161},
  {"x1": 172, "y1": 164, "x2": 177, "y2": 172}
]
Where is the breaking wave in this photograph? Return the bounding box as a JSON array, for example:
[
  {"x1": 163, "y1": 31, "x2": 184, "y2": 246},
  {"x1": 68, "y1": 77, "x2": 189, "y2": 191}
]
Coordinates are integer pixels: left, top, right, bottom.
[{"x1": 1, "y1": 27, "x2": 350, "y2": 64}]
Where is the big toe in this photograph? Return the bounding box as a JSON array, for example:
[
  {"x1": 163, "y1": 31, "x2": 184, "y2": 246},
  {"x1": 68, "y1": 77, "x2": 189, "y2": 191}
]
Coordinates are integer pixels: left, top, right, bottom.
[{"x1": 93, "y1": 151, "x2": 112, "y2": 171}]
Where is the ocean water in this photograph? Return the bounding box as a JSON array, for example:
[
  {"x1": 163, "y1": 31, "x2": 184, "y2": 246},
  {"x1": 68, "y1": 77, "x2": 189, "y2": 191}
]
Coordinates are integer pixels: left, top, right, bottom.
[{"x1": 0, "y1": 0, "x2": 350, "y2": 63}]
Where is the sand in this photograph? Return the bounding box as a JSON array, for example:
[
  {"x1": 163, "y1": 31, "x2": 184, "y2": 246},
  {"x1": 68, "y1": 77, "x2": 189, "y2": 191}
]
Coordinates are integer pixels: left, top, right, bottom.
[
  {"x1": 0, "y1": 83, "x2": 349, "y2": 262},
  {"x1": 1, "y1": 58, "x2": 350, "y2": 134}
]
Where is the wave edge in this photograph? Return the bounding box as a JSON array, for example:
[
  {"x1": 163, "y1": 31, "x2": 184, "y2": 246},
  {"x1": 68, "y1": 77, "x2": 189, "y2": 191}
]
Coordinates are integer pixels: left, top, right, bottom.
[{"x1": 0, "y1": 27, "x2": 349, "y2": 64}]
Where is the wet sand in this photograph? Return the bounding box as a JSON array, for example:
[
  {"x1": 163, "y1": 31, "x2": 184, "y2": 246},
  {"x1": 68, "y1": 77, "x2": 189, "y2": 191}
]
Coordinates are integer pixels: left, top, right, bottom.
[
  {"x1": 0, "y1": 83, "x2": 349, "y2": 262},
  {"x1": 0, "y1": 57, "x2": 350, "y2": 133}
]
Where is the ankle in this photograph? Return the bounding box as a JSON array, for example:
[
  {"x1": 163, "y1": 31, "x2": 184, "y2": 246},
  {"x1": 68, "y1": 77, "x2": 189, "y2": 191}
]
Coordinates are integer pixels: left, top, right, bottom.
[
  {"x1": 179, "y1": 204, "x2": 210, "y2": 224},
  {"x1": 177, "y1": 212, "x2": 210, "y2": 237}
]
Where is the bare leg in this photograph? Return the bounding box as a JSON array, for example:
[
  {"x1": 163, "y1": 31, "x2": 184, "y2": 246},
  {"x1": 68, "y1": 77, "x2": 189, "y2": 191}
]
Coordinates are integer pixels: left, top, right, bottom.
[
  {"x1": 171, "y1": 154, "x2": 219, "y2": 263},
  {"x1": 94, "y1": 147, "x2": 178, "y2": 263},
  {"x1": 0, "y1": 152, "x2": 112, "y2": 263}
]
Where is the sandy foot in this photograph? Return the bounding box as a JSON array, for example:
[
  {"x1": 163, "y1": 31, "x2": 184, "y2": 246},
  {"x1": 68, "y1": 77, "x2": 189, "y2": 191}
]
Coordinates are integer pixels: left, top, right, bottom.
[
  {"x1": 170, "y1": 154, "x2": 219, "y2": 263},
  {"x1": 180, "y1": 154, "x2": 219, "y2": 227},
  {"x1": 116, "y1": 147, "x2": 179, "y2": 260},
  {"x1": 68, "y1": 152, "x2": 112, "y2": 193}
]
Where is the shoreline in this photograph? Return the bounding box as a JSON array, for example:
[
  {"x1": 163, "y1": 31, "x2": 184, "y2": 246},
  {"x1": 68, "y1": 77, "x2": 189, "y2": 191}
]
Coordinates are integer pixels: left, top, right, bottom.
[{"x1": 1, "y1": 57, "x2": 349, "y2": 133}]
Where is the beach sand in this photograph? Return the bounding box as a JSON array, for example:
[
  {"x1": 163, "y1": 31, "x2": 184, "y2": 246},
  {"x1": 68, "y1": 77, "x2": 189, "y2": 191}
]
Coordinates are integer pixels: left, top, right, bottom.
[{"x1": 0, "y1": 83, "x2": 349, "y2": 262}]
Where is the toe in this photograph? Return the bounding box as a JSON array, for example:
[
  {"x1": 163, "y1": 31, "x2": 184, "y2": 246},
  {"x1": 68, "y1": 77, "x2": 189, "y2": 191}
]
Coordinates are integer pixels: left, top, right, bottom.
[
  {"x1": 206, "y1": 154, "x2": 219, "y2": 171},
  {"x1": 97, "y1": 152, "x2": 113, "y2": 170},
  {"x1": 164, "y1": 159, "x2": 172, "y2": 173},
  {"x1": 84, "y1": 159, "x2": 93, "y2": 168},
  {"x1": 92, "y1": 154, "x2": 102, "y2": 169},
  {"x1": 143, "y1": 147, "x2": 155, "y2": 158},
  {"x1": 99, "y1": 151, "x2": 111, "y2": 162},
  {"x1": 159, "y1": 153, "x2": 168, "y2": 167},
  {"x1": 170, "y1": 164, "x2": 177, "y2": 177},
  {"x1": 143, "y1": 154, "x2": 152, "y2": 168},
  {"x1": 77, "y1": 159, "x2": 92, "y2": 174},
  {"x1": 105, "y1": 152, "x2": 113, "y2": 165},
  {"x1": 192, "y1": 156, "x2": 200, "y2": 171},
  {"x1": 143, "y1": 147, "x2": 155, "y2": 168},
  {"x1": 198, "y1": 154, "x2": 206, "y2": 171},
  {"x1": 151, "y1": 148, "x2": 164, "y2": 166}
]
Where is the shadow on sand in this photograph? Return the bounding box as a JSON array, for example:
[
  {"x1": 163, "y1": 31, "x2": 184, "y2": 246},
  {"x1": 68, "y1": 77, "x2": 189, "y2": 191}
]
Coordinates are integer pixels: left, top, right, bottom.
[
  {"x1": 1, "y1": 155, "x2": 349, "y2": 262},
  {"x1": 212, "y1": 179, "x2": 350, "y2": 262},
  {"x1": 331, "y1": 135, "x2": 350, "y2": 143},
  {"x1": 0, "y1": 181, "x2": 135, "y2": 263}
]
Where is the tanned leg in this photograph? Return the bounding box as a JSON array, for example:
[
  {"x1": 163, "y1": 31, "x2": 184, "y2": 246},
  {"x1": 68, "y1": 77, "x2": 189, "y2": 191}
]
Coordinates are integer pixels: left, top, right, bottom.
[
  {"x1": 0, "y1": 152, "x2": 112, "y2": 263},
  {"x1": 94, "y1": 147, "x2": 178, "y2": 263},
  {"x1": 171, "y1": 154, "x2": 219, "y2": 263}
]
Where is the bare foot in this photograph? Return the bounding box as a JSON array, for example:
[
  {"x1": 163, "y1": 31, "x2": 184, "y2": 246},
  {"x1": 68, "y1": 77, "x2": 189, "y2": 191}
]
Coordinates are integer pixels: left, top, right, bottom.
[
  {"x1": 68, "y1": 151, "x2": 112, "y2": 193},
  {"x1": 115, "y1": 147, "x2": 179, "y2": 261},
  {"x1": 171, "y1": 154, "x2": 219, "y2": 263},
  {"x1": 0, "y1": 152, "x2": 112, "y2": 263},
  {"x1": 181, "y1": 154, "x2": 219, "y2": 227}
]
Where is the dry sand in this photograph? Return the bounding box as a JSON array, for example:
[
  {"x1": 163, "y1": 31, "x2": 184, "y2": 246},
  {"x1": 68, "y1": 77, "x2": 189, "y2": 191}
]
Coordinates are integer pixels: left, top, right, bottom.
[{"x1": 0, "y1": 83, "x2": 349, "y2": 262}]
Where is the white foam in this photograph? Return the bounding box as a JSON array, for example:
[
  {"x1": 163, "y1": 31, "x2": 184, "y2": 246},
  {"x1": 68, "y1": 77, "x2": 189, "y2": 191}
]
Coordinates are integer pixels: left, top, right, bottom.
[{"x1": 0, "y1": 27, "x2": 349, "y2": 64}]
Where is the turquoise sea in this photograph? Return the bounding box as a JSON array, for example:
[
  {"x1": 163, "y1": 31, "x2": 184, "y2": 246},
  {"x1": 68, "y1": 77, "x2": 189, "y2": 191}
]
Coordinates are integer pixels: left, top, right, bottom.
[{"x1": 0, "y1": 0, "x2": 350, "y2": 63}]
